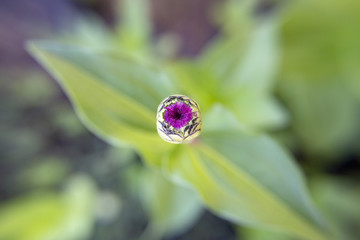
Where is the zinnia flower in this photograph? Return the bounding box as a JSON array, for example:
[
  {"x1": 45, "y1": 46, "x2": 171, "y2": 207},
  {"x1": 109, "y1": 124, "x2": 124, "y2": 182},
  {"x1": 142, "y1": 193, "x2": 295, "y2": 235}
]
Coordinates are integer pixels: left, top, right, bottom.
[{"x1": 164, "y1": 102, "x2": 193, "y2": 129}]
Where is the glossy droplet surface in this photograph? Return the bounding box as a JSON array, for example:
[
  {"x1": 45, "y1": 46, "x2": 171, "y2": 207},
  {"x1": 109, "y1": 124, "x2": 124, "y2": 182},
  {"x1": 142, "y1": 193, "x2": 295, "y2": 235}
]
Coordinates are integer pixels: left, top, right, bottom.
[{"x1": 157, "y1": 95, "x2": 202, "y2": 144}]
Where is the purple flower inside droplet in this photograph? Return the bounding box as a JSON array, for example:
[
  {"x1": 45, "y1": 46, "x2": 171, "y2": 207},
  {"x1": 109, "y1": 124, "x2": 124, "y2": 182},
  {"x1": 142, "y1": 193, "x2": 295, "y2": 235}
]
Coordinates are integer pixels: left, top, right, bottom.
[{"x1": 164, "y1": 102, "x2": 193, "y2": 129}]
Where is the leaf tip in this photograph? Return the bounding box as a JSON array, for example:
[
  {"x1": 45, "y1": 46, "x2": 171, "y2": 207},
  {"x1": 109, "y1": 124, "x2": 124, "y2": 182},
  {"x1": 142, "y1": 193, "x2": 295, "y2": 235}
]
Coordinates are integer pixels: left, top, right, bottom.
[
  {"x1": 24, "y1": 40, "x2": 48, "y2": 64},
  {"x1": 24, "y1": 40, "x2": 40, "y2": 55}
]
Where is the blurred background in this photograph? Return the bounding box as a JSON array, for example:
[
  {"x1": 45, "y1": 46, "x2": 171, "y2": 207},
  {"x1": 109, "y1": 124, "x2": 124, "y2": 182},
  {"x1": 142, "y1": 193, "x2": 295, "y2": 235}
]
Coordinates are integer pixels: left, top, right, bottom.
[{"x1": 0, "y1": 0, "x2": 359, "y2": 240}]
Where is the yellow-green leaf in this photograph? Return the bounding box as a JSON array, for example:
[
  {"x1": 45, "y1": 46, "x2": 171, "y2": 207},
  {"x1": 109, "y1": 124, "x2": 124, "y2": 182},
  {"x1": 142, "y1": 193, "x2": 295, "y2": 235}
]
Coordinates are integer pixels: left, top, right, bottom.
[
  {"x1": 27, "y1": 41, "x2": 175, "y2": 166},
  {"x1": 163, "y1": 106, "x2": 329, "y2": 240}
]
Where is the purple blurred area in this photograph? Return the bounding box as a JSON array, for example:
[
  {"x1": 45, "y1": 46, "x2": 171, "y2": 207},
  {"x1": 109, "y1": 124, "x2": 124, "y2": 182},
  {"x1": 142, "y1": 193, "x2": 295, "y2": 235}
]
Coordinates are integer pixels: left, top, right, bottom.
[
  {"x1": 151, "y1": 0, "x2": 223, "y2": 56},
  {"x1": 0, "y1": 0, "x2": 222, "y2": 72},
  {"x1": 0, "y1": 0, "x2": 74, "y2": 70}
]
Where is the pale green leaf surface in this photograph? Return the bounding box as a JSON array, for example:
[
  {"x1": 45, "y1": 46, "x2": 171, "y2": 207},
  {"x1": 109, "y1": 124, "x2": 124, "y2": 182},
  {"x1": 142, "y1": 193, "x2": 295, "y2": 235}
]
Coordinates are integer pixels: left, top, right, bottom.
[
  {"x1": 311, "y1": 177, "x2": 360, "y2": 240},
  {"x1": 202, "y1": 106, "x2": 322, "y2": 225},
  {"x1": 222, "y1": 19, "x2": 280, "y2": 94},
  {"x1": 278, "y1": 77, "x2": 359, "y2": 157},
  {"x1": 239, "y1": 225, "x2": 294, "y2": 240},
  {"x1": 61, "y1": 16, "x2": 113, "y2": 49},
  {"x1": 168, "y1": 61, "x2": 221, "y2": 113},
  {"x1": 344, "y1": 66, "x2": 360, "y2": 101},
  {"x1": 218, "y1": 18, "x2": 287, "y2": 130},
  {"x1": 226, "y1": 91, "x2": 288, "y2": 130},
  {"x1": 163, "y1": 106, "x2": 328, "y2": 240},
  {"x1": 201, "y1": 1, "x2": 279, "y2": 93},
  {"x1": 199, "y1": 36, "x2": 249, "y2": 89},
  {"x1": 198, "y1": 9, "x2": 287, "y2": 129},
  {"x1": 139, "y1": 168, "x2": 203, "y2": 239}
]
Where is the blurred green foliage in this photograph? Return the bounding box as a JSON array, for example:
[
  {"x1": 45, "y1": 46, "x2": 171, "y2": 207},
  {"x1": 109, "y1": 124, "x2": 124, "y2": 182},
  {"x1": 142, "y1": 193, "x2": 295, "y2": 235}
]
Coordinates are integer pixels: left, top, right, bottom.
[
  {"x1": 1, "y1": 0, "x2": 359, "y2": 239},
  {"x1": 0, "y1": 175, "x2": 96, "y2": 240},
  {"x1": 27, "y1": 0, "x2": 330, "y2": 239},
  {"x1": 278, "y1": 0, "x2": 360, "y2": 160}
]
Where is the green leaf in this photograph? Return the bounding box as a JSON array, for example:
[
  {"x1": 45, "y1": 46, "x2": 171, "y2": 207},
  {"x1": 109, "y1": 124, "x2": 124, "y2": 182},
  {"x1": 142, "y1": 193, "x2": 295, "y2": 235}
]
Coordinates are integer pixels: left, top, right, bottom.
[
  {"x1": 311, "y1": 176, "x2": 360, "y2": 240},
  {"x1": 278, "y1": 78, "x2": 359, "y2": 158},
  {"x1": 116, "y1": 0, "x2": 152, "y2": 54},
  {"x1": 139, "y1": 168, "x2": 203, "y2": 239},
  {"x1": 198, "y1": 8, "x2": 288, "y2": 130},
  {"x1": 167, "y1": 61, "x2": 220, "y2": 113},
  {"x1": 239, "y1": 226, "x2": 294, "y2": 240},
  {"x1": 210, "y1": 0, "x2": 255, "y2": 40},
  {"x1": 163, "y1": 106, "x2": 329, "y2": 240},
  {"x1": 201, "y1": 0, "x2": 279, "y2": 94},
  {"x1": 27, "y1": 41, "x2": 175, "y2": 166},
  {"x1": 224, "y1": 91, "x2": 288, "y2": 130},
  {"x1": 0, "y1": 175, "x2": 97, "y2": 240},
  {"x1": 61, "y1": 16, "x2": 113, "y2": 49},
  {"x1": 214, "y1": 17, "x2": 288, "y2": 129},
  {"x1": 202, "y1": 18, "x2": 280, "y2": 94},
  {"x1": 169, "y1": 57, "x2": 288, "y2": 130},
  {"x1": 0, "y1": 193, "x2": 66, "y2": 240}
]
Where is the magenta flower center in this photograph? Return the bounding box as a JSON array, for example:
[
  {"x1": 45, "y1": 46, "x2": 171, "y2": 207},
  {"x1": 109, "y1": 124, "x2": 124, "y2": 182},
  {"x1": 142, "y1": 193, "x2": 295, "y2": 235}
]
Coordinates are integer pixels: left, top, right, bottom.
[{"x1": 164, "y1": 102, "x2": 193, "y2": 129}]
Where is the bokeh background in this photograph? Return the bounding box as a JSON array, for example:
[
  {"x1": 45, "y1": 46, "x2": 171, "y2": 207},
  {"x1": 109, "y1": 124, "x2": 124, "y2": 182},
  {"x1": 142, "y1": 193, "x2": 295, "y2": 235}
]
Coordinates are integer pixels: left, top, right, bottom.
[{"x1": 0, "y1": 0, "x2": 359, "y2": 239}]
